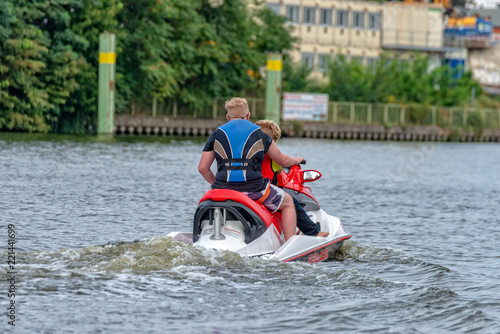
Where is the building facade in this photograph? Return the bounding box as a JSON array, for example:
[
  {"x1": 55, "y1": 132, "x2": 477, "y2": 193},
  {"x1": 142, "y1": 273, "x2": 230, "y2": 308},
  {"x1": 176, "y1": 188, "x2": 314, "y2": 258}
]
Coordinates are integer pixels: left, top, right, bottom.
[
  {"x1": 464, "y1": 9, "x2": 500, "y2": 94},
  {"x1": 266, "y1": 0, "x2": 444, "y2": 74},
  {"x1": 383, "y1": 2, "x2": 443, "y2": 51}
]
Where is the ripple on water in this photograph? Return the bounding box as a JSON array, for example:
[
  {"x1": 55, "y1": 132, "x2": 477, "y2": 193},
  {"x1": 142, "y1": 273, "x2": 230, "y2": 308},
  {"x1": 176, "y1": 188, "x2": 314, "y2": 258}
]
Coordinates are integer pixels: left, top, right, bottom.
[{"x1": 3, "y1": 136, "x2": 500, "y2": 333}]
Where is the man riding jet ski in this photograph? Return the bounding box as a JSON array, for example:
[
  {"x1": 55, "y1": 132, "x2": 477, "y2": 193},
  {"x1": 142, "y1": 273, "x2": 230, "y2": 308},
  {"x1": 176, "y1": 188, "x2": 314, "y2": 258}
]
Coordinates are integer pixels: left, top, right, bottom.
[
  {"x1": 197, "y1": 97, "x2": 305, "y2": 242},
  {"x1": 168, "y1": 97, "x2": 351, "y2": 263}
]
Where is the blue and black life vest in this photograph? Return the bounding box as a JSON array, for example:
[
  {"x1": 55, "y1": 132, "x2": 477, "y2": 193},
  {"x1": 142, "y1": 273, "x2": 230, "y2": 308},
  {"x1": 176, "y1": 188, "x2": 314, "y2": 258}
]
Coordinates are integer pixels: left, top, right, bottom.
[{"x1": 213, "y1": 120, "x2": 267, "y2": 183}]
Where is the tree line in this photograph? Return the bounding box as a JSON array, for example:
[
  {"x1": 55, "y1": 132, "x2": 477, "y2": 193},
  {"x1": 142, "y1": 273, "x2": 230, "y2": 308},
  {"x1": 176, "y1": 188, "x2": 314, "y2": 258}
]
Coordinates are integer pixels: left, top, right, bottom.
[
  {"x1": 0, "y1": 0, "x2": 295, "y2": 133},
  {"x1": 284, "y1": 53, "x2": 484, "y2": 109},
  {"x1": 0, "y1": 0, "x2": 492, "y2": 133}
]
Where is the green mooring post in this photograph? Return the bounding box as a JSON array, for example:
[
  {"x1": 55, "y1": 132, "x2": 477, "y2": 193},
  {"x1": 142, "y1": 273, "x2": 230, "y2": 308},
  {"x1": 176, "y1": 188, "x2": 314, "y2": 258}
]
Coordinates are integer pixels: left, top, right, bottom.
[
  {"x1": 265, "y1": 53, "x2": 282, "y2": 126},
  {"x1": 98, "y1": 32, "x2": 116, "y2": 135}
]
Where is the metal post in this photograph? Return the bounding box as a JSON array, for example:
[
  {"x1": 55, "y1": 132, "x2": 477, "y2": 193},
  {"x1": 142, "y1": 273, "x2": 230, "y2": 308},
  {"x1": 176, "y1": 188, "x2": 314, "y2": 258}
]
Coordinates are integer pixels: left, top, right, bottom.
[
  {"x1": 367, "y1": 104, "x2": 372, "y2": 124},
  {"x1": 212, "y1": 98, "x2": 217, "y2": 119},
  {"x1": 265, "y1": 53, "x2": 283, "y2": 126},
  {"x1": 98, "y1": 32, "x2": 116, "y2": 135},
  {"x1": 350, "y1": 103, "x2": 355, "y2": 123},
  {"x1": 432, "y1": 107, "x2": 437, "y2": 125},
  {"x1": 400, "y1": 106, "x2": 405, "y2": 125},
  {"x1": 210, "y1": 208, "x2": 226, "y2": 240},
  {"x1": 333, "y1": 102, "x2": 338, "y2": 123},
  {"x1": 152, "y1": 96, "x2": 157, "y2": 116},
  {"x1": 384, "y1": 104, "x2": 389, "y2": 124}
]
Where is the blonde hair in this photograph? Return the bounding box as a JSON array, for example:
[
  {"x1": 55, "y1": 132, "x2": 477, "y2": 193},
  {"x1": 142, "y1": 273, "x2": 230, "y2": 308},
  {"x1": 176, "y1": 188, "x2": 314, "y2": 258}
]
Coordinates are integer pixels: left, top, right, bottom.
[
  {"x1": 225, "y1": 97, "x2": 249, "y2": 118},
  {"x1": 256, "y1": 119, "x2": 281, "y2": 142}
]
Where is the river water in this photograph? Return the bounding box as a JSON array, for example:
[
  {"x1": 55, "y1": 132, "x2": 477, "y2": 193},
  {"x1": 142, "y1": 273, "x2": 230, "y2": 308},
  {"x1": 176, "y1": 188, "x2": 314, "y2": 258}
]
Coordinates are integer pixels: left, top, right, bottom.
[{"x1": 1, "y1": 133, "x2": 499, "y2": 333}]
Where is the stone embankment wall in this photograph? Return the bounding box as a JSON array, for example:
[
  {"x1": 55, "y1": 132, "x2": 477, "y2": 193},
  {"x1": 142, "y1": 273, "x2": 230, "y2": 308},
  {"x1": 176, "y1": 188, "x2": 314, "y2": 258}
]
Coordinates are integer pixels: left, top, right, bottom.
[
  {"x1": 115, "y1": 115, "x2": 224, "y2": 136},
  {"x1": 292, "y1": 123, "x2": 500, "y2": 142},
  {"x1": 115, "y1": 115, "x2": 500, "y2": 142}
]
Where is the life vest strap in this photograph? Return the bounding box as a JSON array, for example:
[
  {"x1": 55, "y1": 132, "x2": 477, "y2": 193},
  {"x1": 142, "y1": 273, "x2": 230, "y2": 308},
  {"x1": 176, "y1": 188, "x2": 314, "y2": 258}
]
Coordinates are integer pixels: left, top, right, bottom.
[{"x1": 218, "y1": 158, "x2": 258, "y2": 171}]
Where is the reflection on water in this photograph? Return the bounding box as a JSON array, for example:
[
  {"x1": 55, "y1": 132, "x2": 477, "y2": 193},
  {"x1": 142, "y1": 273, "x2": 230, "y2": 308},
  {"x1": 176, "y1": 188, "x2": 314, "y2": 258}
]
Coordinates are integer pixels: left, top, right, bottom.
[{"x1": 1, "y1": 133, "x2": 499, "y2": 333}]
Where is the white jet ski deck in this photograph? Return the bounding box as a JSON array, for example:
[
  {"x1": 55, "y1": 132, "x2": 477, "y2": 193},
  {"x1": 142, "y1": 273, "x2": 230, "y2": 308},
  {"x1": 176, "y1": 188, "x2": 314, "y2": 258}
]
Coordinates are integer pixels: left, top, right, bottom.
[{"x1": 168, "y1": 163, "x2": 351, "y2": 263}]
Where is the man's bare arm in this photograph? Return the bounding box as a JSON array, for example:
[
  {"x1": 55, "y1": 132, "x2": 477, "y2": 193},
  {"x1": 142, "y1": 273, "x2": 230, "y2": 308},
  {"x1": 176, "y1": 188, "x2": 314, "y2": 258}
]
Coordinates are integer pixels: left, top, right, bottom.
[
  {"x1": 267, "y1": 141, "x2": 303, "y2": 167},
  {"x1": 198, "y1": 151, "x2": 216, "y2": 184}
]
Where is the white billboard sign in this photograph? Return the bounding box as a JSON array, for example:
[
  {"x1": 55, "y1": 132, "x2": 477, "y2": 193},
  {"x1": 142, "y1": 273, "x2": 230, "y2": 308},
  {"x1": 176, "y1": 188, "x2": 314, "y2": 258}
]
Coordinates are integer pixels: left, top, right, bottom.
[{"x1": 282, "y1": 93, "x2": 329, "y2": 121}]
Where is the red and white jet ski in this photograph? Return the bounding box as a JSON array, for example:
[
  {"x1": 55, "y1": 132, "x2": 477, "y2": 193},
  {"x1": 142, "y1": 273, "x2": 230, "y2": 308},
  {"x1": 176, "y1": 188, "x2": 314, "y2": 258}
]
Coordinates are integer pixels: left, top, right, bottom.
[{"x1": 168, "y1": 164, "x2": 351, "y2": 263}]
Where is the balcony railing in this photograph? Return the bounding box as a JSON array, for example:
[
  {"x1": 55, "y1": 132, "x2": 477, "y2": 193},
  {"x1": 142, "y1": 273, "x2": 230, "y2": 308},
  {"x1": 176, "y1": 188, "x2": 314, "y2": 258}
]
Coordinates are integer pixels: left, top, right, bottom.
[
  {"x1": 382, "y1": 29, "x2": 443, "y2": 50},
  {"x1": 443, "y1": 33, "x2": 493, "y2": 49}
]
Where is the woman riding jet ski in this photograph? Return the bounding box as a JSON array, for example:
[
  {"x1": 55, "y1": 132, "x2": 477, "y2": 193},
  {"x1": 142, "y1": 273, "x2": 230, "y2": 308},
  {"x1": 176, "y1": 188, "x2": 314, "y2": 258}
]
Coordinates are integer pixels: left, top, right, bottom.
[{"x1": 168, "y1": 98, "x2": 351, "y2": 263}]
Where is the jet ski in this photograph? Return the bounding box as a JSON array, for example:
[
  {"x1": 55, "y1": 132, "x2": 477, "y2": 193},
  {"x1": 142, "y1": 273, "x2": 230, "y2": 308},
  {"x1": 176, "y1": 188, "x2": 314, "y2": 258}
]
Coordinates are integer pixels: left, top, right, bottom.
[{"x1": 168, "y1": 163, "x2": 351, "y2": 263}]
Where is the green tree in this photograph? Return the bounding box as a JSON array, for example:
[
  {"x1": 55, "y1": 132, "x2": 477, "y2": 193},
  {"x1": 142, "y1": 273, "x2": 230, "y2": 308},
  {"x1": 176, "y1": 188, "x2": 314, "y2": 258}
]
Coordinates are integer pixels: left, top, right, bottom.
[
  {"x1": 325, "y1": 54, "x2": 372, "y2": 102},
  {"x1": 0, "y1": 0, "x2": 84, "y2": 132},
  {"x1": 58, "y1": 0, "x2": 122, "y2": 133},
  {"x1": 322, "y1": 52, "x2": 482, "y2": 107},
  {"x1": 0, "y1": 1, "x2": 51, "y2": 131},
  {"x1": 116, "y1": 0, "x2": 296, "y2": 112},
  {"x1": 282, "y1": 56, "x2": 315, "y2": 93},
  {"x1": 1, "y1": 0, "x2": 296, "y2": 132},
  {"x1": 430, "y1": 66, "x2": 481, "y2": 106},
  {"x1": 401, "y1": 55, "x2": 433, "y2": 104}
]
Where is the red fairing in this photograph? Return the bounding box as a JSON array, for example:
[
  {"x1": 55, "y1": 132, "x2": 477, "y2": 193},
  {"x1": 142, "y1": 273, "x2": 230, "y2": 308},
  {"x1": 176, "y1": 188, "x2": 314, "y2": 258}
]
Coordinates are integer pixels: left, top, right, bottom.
[
  {"x1": 278, "y1": 165, "x2": 319, "y2": 207},
  {"x1": 199, "y1": 189, "x2": 282, "y2": 231}
]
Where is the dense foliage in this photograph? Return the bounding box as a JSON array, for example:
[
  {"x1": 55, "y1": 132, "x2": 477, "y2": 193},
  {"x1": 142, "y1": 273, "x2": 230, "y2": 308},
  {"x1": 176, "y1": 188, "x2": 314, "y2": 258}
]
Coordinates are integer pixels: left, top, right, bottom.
[
  {"x1": 0, "y1": 0, "x2": 83, "y2": 132},
  {"x1": 0, "y1": 0, "x2": 295, "y2": 132},
  {"x1": 283, "y1": 53, "x2": 482, "y2": 108},
  {"x1": 117, "y1": 0, "x2": 295, "y2": 112},
  {"x1": 0, "y1": 0, "x2": 488, "y2": 133}
]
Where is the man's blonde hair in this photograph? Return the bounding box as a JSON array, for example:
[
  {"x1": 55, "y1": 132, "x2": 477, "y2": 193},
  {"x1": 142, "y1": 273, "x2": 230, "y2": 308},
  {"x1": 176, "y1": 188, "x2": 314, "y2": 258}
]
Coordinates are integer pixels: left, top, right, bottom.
[
  {"x1": 256, "y1": 119, "x2": 281, "y2": 142},
  {"x1": 225, "y1": 97, "x2": 249, "y2": 118}
]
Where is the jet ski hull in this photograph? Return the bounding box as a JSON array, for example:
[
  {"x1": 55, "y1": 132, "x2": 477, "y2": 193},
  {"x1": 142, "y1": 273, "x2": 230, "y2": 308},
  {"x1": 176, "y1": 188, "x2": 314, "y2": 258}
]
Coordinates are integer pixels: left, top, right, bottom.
[{"x1": 168, "y1": 165, "x2": 351, "y2": 263}]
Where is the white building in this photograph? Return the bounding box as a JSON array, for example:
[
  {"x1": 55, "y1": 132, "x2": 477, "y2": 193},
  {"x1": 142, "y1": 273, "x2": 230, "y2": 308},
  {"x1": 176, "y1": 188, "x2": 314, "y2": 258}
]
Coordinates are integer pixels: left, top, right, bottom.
[
  {"x1": 469, "y1": 0, "x2": 500, "y2": 9},
  {"x1": 265, "y1": 0, "x2": 445, "y2": 74}
]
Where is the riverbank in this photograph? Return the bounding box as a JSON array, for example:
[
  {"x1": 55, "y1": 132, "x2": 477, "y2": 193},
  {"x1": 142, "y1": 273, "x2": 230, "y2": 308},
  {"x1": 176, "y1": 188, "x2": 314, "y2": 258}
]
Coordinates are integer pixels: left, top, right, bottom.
[{"x1": 114, "y1": 115, "x2": 500, "y2": 142}]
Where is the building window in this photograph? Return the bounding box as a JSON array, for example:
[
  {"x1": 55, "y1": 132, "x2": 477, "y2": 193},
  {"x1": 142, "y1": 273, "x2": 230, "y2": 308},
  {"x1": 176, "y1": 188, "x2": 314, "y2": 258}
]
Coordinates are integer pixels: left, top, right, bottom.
[
  {"x1": 303, "y1": 7, "x2": 316, "y2": 25},
  {"x1": 266, "y1": 3, "x2": 281, "y2": 15},
  {"x1": 369, "y1": 13, "x2": 381, "y2": 30},
  {"x1": 302, "y1": 53, "x2": 315, "y2": 68},
  {"x1": 319, "y1": 54, "x2": 331, "y2": 72},
  {"x1": 337, "y1": 10, "x2": 349, "y2": 28},
  {"x1": 286, "y1": 5, "x2": 299, "y2": 23},
  {"x1": 352, "y1": 12, "x2": 365, "y2": 29},
  {"x1": 320, "y1": 9, "x2": 332, "y2": 26}
]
